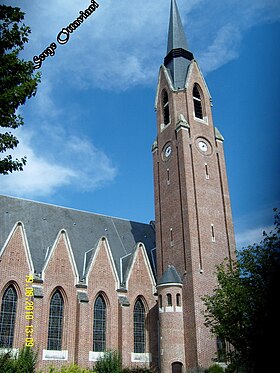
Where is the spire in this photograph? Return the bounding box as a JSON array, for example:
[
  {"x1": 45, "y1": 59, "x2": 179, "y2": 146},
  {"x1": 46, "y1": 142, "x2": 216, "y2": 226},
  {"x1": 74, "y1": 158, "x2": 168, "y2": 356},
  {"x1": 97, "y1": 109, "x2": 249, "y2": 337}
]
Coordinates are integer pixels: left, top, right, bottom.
[
  {"x1": 164, "y1": 0, "x2": 194, "y2": 90},
  {"x1": 167, "y1": 0, "x2": 189, "y2": 54}
]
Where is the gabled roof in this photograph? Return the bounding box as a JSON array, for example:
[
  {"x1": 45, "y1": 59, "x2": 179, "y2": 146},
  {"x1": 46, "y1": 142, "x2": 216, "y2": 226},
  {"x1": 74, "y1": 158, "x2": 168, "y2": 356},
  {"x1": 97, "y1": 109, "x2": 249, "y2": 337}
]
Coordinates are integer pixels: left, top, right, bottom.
[
  {"x1": 0, "y1": 195, "x2": 156, "y2": 284},
  {"x1": 157, "y1": 264, "x2": 182, "y2": 286}
]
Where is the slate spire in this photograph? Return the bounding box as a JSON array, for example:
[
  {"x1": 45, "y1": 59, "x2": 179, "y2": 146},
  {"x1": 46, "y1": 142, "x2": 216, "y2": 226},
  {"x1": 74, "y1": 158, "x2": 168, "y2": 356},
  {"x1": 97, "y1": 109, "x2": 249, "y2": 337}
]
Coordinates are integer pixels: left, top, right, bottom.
[
  {"x1": 167, "y1": 0, "x2": 189, "y2": 54},
  {"x1": 164, "y1": 0, "x2": 194, "y2": 89}
]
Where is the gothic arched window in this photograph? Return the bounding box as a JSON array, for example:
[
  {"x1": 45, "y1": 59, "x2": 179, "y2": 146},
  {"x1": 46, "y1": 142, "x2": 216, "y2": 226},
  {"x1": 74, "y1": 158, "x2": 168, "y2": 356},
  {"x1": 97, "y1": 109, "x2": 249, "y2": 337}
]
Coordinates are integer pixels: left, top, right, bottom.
[
  {"x1": 93, "y1": 294, "x2": 106, "y2": 352},
  {"x1": 162, "y1": 90, "x2": 170, "y2": 126},
  {"x1": 193, "y1": 84, "x2": 203, "y2": 120},
  {"x1": 167, "y1": 293, "x2": 172, "y2": 306},
  {"x1": 47, "y1": 290, "x2": 64, "y2": 350},
  {"x1": 0, "y1": 285, "x2": 17, "y2": 348},
  {"x1": 134, "y1": 298, "x2": 145, "y2": 353}
]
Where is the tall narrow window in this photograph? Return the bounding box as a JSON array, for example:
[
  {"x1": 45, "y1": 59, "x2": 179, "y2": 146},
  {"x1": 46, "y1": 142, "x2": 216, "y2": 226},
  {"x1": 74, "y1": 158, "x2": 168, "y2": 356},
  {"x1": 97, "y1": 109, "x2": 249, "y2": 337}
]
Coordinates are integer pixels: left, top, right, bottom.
[
  {"x1": 0, "y1": 285, "x2": 17, "y2": 348},
  {"x1": 193, "y1": 84, "x2": 203, "y2": 119},
  {"x1": 93, "y1": 294, "x2": 106, "y2": 352},
  {"x1": 134, "y1": 299, "x2": 145, "y2": 353},
  {"x1": 47, "y1": 290, "x2": 64, "y2": 350},
  {"x1": 159, "y1": 295, "x2": 163, "y2": 309},
  {"x1": 211, "y1": 224, "x2": 216, "y2": 242},
  {"x1": 162, "y1": 90, "x2": 170, "y2": 125},
  {"x1": 217, "y1": 336, "x2": 227, "y2": 362},
  {"x1": 167, "y1": 293, "x2": 172, "y2": 307},
  {"x1": 176, "y1": 293, "x2": 181, "y2": 307}
]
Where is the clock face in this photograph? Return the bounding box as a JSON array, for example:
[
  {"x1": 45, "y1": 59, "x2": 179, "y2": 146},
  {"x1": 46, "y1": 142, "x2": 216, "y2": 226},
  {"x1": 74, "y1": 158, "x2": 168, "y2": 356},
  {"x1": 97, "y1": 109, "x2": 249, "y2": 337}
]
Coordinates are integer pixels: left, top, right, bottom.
[
  {"x1": 195, "y1": 137, "x2": 212, "y2": 155},
  {"x1": 165, "y1": 145, "x2": 172, "y2": 158},
  {"x1": 162, "y1": 143, "x2": 172, "y2": 161},
  {"x1": 198, "y1": 141, "x2": 208, "y2": 152}
]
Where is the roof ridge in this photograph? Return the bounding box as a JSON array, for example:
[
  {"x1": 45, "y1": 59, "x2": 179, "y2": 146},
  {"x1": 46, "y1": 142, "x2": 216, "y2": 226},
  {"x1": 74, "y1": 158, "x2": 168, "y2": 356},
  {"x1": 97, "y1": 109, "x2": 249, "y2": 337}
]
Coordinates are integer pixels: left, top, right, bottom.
[{"x1": 0, "y1": 194, "x2": 151, "y2": 226}]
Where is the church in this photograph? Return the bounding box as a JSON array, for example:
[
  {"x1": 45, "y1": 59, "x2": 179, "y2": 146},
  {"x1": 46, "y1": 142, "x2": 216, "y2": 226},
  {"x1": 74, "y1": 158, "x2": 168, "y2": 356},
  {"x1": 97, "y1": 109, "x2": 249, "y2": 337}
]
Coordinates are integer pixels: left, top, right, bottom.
[{"x1": 0, "y1": 1, "x2": 236, "y2": 372}]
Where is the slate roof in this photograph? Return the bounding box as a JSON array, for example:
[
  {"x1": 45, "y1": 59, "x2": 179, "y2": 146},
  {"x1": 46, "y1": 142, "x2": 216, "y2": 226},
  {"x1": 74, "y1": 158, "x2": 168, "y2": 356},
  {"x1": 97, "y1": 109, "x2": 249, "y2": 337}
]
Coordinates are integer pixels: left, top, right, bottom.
[
  {"x1": 0, "y1": 195, "x2": 156, "y2": 284},
  {"x1": 167, "y1": 0, "x2": 189, "y2": 54},
  {"x1": 164, "y1": 0, "x2": 194, "y2": 89},
  {"x1": 157, "y1": 265, "x2": 182, "y2": 286}
]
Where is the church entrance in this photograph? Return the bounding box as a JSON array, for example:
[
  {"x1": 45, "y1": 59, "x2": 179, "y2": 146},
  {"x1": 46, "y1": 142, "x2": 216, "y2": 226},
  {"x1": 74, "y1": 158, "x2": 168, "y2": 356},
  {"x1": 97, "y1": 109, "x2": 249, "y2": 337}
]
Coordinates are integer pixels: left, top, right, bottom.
[{"x1": 172, "y1": 362, "x2": 183, "y2": 373}]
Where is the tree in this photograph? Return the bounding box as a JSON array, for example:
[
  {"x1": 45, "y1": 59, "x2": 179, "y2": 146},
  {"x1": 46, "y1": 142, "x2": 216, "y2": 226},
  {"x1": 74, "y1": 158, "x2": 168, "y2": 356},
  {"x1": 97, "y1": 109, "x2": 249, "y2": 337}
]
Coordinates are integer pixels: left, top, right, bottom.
[
  {"x1": 203, "y1": 209, "x2": 280, "y2": 372},
  {"x1": 0, "y1": 5, "x2": 40, "y2": 175}
]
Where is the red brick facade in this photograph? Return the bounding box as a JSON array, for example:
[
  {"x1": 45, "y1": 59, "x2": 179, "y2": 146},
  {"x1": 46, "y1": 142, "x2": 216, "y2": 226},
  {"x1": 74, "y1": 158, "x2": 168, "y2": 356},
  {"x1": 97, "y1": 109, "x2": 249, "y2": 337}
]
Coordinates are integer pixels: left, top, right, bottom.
[
  {"x1": 153, "y1": 61, "x2": 236, "y2": 371},
  {"x1": 0, "y1": 2, "x2": 236, "y2": 372},
  {"x1": 0, "y1": 225, "x2": 158, "y2": 371}
]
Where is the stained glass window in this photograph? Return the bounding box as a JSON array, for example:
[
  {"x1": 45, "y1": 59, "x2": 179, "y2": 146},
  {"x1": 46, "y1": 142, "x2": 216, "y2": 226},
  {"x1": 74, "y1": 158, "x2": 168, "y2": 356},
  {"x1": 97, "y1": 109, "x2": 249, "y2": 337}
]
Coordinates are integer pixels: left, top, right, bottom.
[
  {"x1": 0, "y1": 285, "x2": 17, "y2": 348},
  {"x1": 47, "y1": 290, "x2": 64, "y2": 350}
]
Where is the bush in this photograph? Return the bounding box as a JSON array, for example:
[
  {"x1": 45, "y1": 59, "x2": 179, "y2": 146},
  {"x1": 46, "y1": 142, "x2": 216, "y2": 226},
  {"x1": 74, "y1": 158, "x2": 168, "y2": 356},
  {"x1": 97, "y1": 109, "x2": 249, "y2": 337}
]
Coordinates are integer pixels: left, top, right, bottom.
[
  {"x1": 95, "y1": 351, "x2": 122, "y2": 373},
  {"x1": 0, "y1": 351, "x2": 15, "y2": 372},
  {"x1": 44, "y1": 364, "x2": 92, "y2": 373},
  {"x1": 206, "y1": 364, "x2": 224, "y2": 373},
  {"x1": 15, "y1": 346, "x2": 37, "y2": 373},
  {"x1": 122, "y1": 369, "x2": 154, "y2": 373},
  {"x1": 0, "y1": 347, "x2": 37, "y2": 373}
]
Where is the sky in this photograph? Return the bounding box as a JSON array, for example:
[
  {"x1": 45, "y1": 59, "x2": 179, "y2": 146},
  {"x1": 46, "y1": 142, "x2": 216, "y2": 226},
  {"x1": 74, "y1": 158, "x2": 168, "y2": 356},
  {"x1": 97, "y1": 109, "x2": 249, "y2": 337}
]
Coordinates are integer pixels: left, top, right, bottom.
[{"x1": 1, "y1": 0, "x2": 280, "y2": 250}]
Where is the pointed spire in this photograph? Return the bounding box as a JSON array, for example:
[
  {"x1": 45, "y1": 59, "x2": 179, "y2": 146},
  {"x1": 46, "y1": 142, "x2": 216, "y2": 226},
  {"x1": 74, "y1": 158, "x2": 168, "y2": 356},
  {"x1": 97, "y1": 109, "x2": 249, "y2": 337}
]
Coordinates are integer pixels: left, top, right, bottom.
[
  {"x1": 157, "y1": 265, "x2": 183, "y2": 286},
  {"x1": 167, "y1": 0, "x2": 189, "y2": 54},
  {"x1": 164, "y1": 0, "x2": 194, "y2": 90}
]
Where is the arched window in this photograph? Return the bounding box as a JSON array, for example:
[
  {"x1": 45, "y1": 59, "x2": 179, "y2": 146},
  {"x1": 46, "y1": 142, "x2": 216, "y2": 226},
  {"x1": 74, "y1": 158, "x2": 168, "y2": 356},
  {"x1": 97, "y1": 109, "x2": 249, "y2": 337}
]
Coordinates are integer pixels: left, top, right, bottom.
[
  {"x1": 162, "y1": 90, "x2": 170, "y2": 126},
  {"x1": 172, "y1": 362, "x2": 183, "y2": 373},
  {"x1": 217, "y1": 336, "x2": 227, "y2": 362},
  {"x1": 134, "y1": 299, "x2": 145, "y2": 353},
  {"x1": 167, "y1": 293, "x2": 172, "y2": 306},
  {"x1": 193, "y1": 84, "x2": 203, "y2": 120},
  {"x1": 47, "y1": 290, "x2": 64, "y2": 350},
  {"x1": 0, "y1": 285, "x2": 17, "y2": 348},
  {"x1": 93, "y1": 294, "x2": 106, "y2": 352},
  {"x1": 176, "y1": 293, "x2": 181, "y2": 307},
  {"x1": 159, "y1": 294, "x2": 163, "y2": 308}
]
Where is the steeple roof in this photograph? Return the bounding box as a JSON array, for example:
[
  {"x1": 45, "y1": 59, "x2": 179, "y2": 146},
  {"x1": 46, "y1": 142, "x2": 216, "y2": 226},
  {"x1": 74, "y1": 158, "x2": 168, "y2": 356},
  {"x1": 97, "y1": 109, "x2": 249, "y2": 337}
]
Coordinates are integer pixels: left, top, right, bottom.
[
  {"x1": 167, "y1": 0, "x2": 189, "y2": 54},
  {"x1": 157, "y1": 265, "x2": 183, "y2": 286},
  {"x1": 164, "y1": 0, "x2": 194, "y2": 90}
]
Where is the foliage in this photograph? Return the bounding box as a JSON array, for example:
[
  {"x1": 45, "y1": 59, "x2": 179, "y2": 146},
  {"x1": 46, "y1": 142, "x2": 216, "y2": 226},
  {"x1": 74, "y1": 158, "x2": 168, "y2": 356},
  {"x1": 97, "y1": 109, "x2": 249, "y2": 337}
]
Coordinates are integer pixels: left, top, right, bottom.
[
  {"x1": 202, "y1": 209, "x2": 280, "y2": 372},
  {"x1": 43, "y1": 364, "x2": 91, "y2": 373},
  {"x1": 94, "y1": 351, "x2": 122, "y2": 373},
  {"x1": 15, "y1": 346, "x2": 37, "y2": 372},
  {"x1": 122, "y1": 369, "x2": 155, "y2": 373},
  {"x1": 0, "y1": 350, "x2": 15, "y2": 372},
  {"x1": 0, "y1": 346, "x2": 37, "y2": 372},
  {"x1": 0, "y1": 5, "x2": 41, "y2": 174},
  {"x1": 206, "y1": 364, "x2": 224, "y2": 373}
]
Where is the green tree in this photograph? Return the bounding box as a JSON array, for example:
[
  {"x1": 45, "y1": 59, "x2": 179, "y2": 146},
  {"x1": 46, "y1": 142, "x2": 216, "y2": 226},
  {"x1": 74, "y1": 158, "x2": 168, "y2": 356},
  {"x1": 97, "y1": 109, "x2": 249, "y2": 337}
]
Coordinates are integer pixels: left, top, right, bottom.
[
  {"x1": 0, "y1": 5, "x2": 40, "y2": 175},
  {"x1": 203, "y1": 210, "x2": 279, "y2": 372}
]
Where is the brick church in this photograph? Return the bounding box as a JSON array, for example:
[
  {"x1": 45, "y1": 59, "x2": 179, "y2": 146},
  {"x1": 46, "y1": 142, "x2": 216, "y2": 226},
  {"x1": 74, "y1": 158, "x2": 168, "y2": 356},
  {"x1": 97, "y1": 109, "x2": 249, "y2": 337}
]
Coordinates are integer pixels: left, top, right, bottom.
[{"x1": 0, "y1": 1, "x2": 236, "y2": 372}]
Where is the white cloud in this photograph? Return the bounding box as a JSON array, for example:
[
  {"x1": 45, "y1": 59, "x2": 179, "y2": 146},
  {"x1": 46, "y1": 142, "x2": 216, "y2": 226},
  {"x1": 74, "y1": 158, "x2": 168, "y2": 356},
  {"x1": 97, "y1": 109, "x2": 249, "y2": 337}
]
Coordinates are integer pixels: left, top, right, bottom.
[
  {"x1": 199, "y1": 24, "x2": 242, "y2": 74},
  {"x1": 4, "y1": 0, "x2": 280, "y2": 90},
  {"x1": 0, "y1": 131, "x2": 117, "y2": 198},
  {"x1": 235, "y1": 225, "x2": 273, "y2": 249}
]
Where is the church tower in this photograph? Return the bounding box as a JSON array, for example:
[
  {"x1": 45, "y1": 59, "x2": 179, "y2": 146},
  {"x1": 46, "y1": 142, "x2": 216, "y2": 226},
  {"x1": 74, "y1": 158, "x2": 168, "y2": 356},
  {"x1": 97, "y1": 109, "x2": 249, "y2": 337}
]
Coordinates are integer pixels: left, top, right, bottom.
[{"x1": 153, "y1": 0, "x2": 236, "y2": 370}]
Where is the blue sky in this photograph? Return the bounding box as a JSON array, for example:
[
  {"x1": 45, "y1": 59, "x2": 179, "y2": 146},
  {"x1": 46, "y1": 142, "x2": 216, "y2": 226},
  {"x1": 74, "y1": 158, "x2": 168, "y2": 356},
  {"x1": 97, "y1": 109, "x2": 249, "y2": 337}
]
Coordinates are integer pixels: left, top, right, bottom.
[{"x1": 1, "y1": 0, "x2": 280, "y2": 249}]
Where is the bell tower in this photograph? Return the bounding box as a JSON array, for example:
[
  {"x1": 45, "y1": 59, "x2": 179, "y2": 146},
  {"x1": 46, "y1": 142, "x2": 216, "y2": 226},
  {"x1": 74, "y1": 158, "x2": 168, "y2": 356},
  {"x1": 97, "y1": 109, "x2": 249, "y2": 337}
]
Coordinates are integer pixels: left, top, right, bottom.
[{"x1": 153, "y1": 0, "x2": 236, "y2": 370}]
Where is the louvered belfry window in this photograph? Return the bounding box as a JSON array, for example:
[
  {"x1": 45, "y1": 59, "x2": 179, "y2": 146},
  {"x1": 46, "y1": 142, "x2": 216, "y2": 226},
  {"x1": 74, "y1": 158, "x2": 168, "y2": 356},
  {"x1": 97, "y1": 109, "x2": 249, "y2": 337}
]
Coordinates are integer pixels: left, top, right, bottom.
[
  {"x1": 93, "y1": 294, "x2": 106, "y2": 352},
  {"x1": 134, "y1": 299, "x2": 145, "y2": 353},
  {"x1": 47, "y1": 290, "x2": 64, "y2": 350},
  {"x1": 0, "y1": 285, "x2": 17, "y2": 348},
  {"x1": 162, "y1": 90, "x2": 170, "y2": 125},
  {"x1": 193, "y1": 84, "x2": 203, "y2": 119}
]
